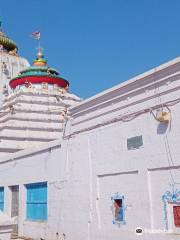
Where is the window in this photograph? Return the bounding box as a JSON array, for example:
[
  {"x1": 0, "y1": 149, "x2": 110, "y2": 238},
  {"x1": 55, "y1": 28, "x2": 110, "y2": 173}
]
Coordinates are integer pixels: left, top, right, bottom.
[
  {"x1": 26, "y1": 182, "x2": 47, "y2": 221},
  {"x1": 111, "y1": 193, "x2": 125, "y2": 225},
  {"x1": 127, "y1": 135, "x2": 143, "y2": 150},
  {"x1": 10, "y1": 185, "x2": 19, "y2": 217},
  {"x1": 114, "y1": 199, "x2": 123, "y2": 222},
  {"x1": 0, "y1": 187, "x2": 4, "y2": 211},
  {"x1": 173, "y1": 206, "x2": 180, "y2": 227}
]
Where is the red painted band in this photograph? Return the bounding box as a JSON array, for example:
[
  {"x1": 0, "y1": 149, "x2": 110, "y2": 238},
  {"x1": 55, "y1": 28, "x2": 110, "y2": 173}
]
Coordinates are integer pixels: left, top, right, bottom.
[{"x1": 9, "y1": 76, "x2": 69, "y2": 89}]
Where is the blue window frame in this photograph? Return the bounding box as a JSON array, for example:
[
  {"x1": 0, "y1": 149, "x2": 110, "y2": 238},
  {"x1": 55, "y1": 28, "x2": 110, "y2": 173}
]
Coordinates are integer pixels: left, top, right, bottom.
[
  {"x1": 0, "y1": 187, "x2": 4, "y2": 211},
  {"x1": 111, "y1": 193, "x2": 126, "y2": 225},
  {"x1": 26, "y1": 182, "x2": 47, "y2": 221}
]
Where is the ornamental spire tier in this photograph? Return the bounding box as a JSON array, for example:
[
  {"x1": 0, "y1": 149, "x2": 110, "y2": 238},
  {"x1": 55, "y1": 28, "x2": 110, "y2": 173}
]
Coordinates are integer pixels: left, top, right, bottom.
[
  {"x1": 0, "y1": 27, "x2": 18, "y2": 54},
  {"x1": 9, "y1": 48, "x2": 69, "y2": 91},
  {"x1": 0, "y1": 21, "x2": 30, "y2": 102},
  {"x1": 0, "y1": 48, "x2": 81, "y2": 156}
]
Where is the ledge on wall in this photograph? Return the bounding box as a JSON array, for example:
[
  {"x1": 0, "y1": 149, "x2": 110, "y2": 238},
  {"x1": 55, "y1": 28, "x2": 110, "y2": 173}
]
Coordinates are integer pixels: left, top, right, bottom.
[{"x1": 0, "y1": 139, "x2": 62, "y2": 164}]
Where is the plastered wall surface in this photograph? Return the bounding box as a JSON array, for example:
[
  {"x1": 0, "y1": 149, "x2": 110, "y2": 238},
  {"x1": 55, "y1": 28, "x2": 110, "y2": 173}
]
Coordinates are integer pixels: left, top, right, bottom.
[{"x1": 0, "y1": 58, "x2": 180, "y2": 239}]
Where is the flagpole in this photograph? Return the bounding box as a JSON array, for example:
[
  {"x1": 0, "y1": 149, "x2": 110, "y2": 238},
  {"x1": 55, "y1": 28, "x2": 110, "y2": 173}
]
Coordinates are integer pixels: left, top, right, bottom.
[
  {"x1": 38, "y1": 38, "x2": 41, "y2": 54},
  {"x1": 37, "y1": 33, "x2": 42, "y2": 55},
  {"x1": 31, "y1": 31, "x2": 41, "y2": 55}
]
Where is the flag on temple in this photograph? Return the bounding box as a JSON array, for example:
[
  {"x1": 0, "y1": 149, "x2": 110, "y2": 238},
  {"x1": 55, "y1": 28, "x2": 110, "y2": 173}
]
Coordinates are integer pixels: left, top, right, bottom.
[{"x1": 31, "y1": 31, "x2": 40, "y2": 40}]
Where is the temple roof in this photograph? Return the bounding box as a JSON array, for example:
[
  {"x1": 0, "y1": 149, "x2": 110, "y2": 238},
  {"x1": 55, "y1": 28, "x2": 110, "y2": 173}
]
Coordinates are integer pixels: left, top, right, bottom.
[
  {"x1": 19, "y1": 66, "x2": 59, "y2": 76},
  {"x1": 9, "y1": 50, "x2": 69, "y2": 89}
]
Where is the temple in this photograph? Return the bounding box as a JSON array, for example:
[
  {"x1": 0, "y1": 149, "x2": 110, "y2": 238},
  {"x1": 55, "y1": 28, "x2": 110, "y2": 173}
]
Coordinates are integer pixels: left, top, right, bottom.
[
  {"x1": 0, "y1": 48, "x2": 81, "y2": 155},
  {"x1": 0, "y1": 22, "x2": 29, "y2": 101},
  {"x1": 0, "y1": 24, "x2": 179, "y2": 240}
]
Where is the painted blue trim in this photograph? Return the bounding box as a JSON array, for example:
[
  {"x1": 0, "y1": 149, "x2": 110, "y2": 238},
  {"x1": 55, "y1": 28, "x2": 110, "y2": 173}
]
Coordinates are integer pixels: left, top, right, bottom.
[
  {"x1": 111, "y1": 192, "x2": 126, "y2": 226},
  {"x1": 162, "y1": 188, "x2": 180, "y2": 230},
  {"x1": 26, "y1": 182, "x2": 47, "y2": 221},
  {"x1": 0, "y1": 187, "x2": 4, "y2": 211}
]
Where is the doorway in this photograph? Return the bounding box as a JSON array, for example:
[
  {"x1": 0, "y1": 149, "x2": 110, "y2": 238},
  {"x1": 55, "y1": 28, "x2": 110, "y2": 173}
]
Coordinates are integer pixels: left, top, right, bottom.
[{"x1": 10, "y1": 185, "x2": 19, "y2": 235}]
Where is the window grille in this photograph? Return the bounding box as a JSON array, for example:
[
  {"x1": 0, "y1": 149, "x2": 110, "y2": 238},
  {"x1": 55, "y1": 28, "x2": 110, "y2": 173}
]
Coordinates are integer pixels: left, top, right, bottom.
[{"x1": 127, "y1": 135, "x2": 143, "y2": 150}]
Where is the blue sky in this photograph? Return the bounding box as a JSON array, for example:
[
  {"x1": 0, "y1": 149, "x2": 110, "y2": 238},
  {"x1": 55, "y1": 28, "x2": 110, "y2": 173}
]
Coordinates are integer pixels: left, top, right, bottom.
[{"x1": 0, "y1": 0, "x2": 180, "y2": 98}]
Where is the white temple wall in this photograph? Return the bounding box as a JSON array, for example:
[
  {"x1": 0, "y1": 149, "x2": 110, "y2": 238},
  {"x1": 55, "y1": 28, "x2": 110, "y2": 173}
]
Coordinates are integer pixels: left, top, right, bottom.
[
  {"x1": 0, "y1": 58, "x2": 180, "y2": 239},
  {"x1": 0, "y1": 145, "x2": 62, "y2": 238},
  {"x1": 149, "y1": 168, "x2": 180, "y2": 231},
  {"x1": 0, "y1": 105, "x2": 179, "y2": 240}
]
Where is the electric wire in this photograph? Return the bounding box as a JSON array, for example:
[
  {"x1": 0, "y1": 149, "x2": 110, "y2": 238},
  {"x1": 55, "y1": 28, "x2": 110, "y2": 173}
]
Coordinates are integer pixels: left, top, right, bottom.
[{"x1": 63, "y1": 97, "x2": 180, "y2": 139}]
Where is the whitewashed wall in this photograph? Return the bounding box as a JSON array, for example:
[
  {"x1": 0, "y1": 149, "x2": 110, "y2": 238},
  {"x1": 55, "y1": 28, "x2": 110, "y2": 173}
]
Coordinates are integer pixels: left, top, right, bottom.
[{"x1": 0, "y1": 57, "x2": 180, "y2": 240}]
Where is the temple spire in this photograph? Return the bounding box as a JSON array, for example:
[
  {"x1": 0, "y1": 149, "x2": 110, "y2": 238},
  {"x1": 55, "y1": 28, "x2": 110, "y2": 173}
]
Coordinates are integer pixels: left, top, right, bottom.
[
  {"x1": 36, "y1": 45, "x2": 44, "y2": 58},
  {"x1": 33, "y1": 44, "x2": 47, "y2": 67}
]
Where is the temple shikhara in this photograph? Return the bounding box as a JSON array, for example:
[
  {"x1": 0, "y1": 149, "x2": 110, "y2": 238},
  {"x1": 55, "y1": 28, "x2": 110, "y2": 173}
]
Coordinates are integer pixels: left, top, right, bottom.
[
  {"x1": 0, "y1": 24, "x2": 29, "y2": 102},
  {"x1": 0, "y1": 47, "x2": 80, "y2": 155},
  {"x1": 0, "y1": 23, "x2": 179, "y2": 240}
]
